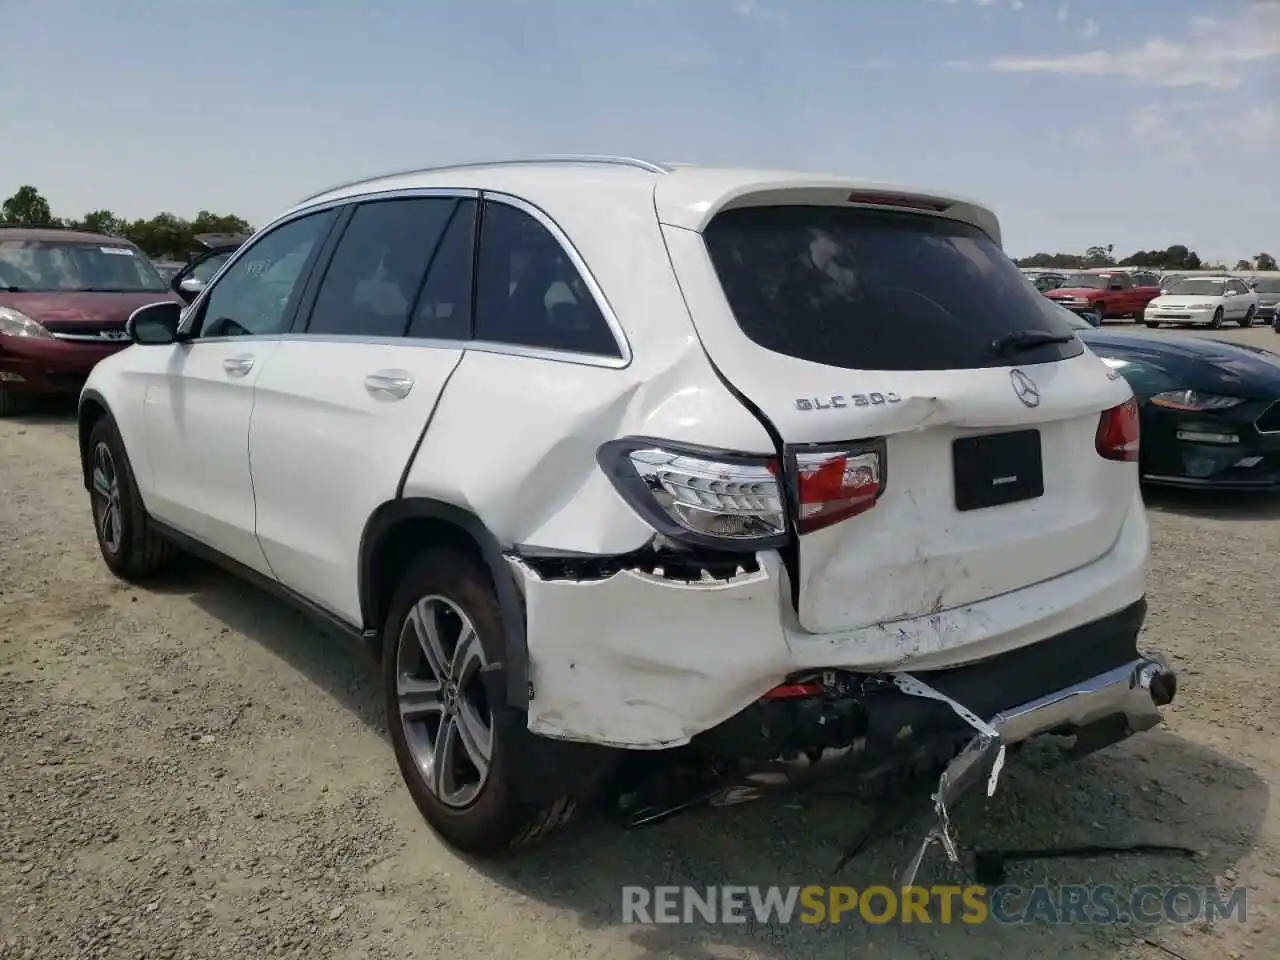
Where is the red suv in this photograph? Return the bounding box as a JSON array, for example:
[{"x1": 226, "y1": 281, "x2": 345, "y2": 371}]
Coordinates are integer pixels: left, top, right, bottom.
[{"x1": 0, "y1": 227, "x2": 182, "y2": 415}]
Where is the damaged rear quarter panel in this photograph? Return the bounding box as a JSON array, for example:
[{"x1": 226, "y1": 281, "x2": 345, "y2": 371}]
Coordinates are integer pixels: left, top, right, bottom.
[{"x1": 513, "y1": 552, "x2": 794, "y2": 748}]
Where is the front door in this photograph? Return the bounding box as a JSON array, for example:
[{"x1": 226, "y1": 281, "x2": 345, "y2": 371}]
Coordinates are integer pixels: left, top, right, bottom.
[
  {"x1": 248, "y1": 194, "x2": 475, "y2": 624},
  {"x1": 144, "y1": 208, "x2": 339, "y2": 572}
]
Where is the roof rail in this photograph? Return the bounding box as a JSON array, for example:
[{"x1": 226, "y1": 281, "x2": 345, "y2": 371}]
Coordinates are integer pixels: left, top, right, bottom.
[{"x1": 295, "y1": 155, "x2": 671, "y2": 205}]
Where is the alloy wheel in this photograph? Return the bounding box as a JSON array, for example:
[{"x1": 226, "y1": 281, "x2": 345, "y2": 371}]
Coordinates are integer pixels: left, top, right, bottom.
[
  {"x1": 396, "y1": 596, "x2": 495, "y2": 808},
  {"x1": 91, "y1": 442, "x2": 124, "y2": 555}
]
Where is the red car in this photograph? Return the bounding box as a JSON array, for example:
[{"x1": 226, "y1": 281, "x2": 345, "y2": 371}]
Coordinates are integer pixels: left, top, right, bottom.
[
  {"x1": 0, "y1": 227, "x2": 182, "y2": 416},
  {"x1": 1042, "y1": 269, "x2": 1162, "y2": 326}
]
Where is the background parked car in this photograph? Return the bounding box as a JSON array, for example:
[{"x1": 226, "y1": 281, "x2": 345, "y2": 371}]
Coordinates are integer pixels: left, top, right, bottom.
[
  {"x1": 171, "y1": 232, "x2": 250, "y2": 302},
  {"x1": 1251, "y1": 276, "x2": 1280, "y2": 330},
  {"x1": 1143, "y1": 276, "x2": 1258, "y2": 329},
  {"x1": 1058, "y1": 303, "x2": 1280, "y2": 488},
  {"x1": 0, "y1": 227, "x2": 183, "y2": 416},
  {"x1": 1042, "y1": 269, "x2": 1160, "y2": 325},
  {"x1": 1030, "y1": 272, "x2": 1068, "y2": 292},
  {"x1": 151, "y1": 260, "x2": 185, "y2": 283}
]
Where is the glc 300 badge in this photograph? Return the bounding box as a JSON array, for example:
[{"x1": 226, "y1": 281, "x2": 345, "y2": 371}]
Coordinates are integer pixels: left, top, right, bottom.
[{"x1": 795, "y1": 392, "x2": 902, "y2": 411}]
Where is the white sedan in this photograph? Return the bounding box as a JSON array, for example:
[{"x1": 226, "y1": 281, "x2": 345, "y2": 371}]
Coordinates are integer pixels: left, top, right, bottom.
[{"x1": 1144, "y1": 276, "x2": 1259, "y2": 329}]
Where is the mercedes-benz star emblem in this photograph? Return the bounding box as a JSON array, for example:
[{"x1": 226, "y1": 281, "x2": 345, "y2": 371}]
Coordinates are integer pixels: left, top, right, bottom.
[{"x1": 1010, "y1": 369, "x2": 1041, "y2": 408}]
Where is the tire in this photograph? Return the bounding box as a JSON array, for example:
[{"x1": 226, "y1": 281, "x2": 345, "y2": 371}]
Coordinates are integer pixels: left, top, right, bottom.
[
  {"x1": 0, "y1": 390, "x2": 17, "y2": 417},
  {"x1": 1239, "y1": 306, "x2": 1255, "y2": 328},
  {"x1": 1087, "y1": 305, "x2": 1104, "y2": 327},
  {"x1": 383, "y1": 549, "x2": 584, "y2": 855},
  {"x1": 1145, "y1": 321, "x2": 1160, "y2": 329},
  {"x1": 1209, "y1": 308, "x2": 1224, "y2": 330},
  {"x1": 87, "y1": 417, "x2": 174, "y2": 581}
]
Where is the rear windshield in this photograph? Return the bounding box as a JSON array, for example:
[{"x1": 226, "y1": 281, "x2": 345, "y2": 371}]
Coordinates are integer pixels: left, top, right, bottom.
[{"x1": 703, "y1": 206, "x2": 1083, "y2": 371}]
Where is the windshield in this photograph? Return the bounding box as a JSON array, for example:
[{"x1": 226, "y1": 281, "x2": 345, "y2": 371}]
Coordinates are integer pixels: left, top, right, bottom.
[
  {"x1": 0, "y1": 239, "x2": 167, "y2": 293},
  {"x1": 1253, "y1": 278, "x2": 1280, "y2": 294},
  {"x1": 1061, "y1": 273, "x2": 1109, "y2": 289},
  {"x1": 1166, "y1": 279, "x2": 1226, "y2": 296}
]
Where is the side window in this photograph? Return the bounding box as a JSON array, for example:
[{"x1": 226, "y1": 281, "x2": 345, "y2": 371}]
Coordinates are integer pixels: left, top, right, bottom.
[
  {"x1": 195, "y1": 211, "x2": 334, "y2": 339},
  {"x1": 407, "y1": 199, "x2": 475, "y2": 340},
  {"x1": 1230, "y1": 279, "x2": 1250, "y2": 295},
  {"x1": 473, "y1": 200, "x2": 621, "y2": 358},
  {"x1": 305, "y1": 197, "x2": 461, "y2": 338}
]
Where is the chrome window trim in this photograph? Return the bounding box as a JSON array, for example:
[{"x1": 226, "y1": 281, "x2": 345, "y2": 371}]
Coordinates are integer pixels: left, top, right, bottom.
[
  {"x1": 180, "y1": 185, "x2": 633, "y2": 370},
  {"x1": 173, "y1": 333, "x2": 629, "y2": 370}
]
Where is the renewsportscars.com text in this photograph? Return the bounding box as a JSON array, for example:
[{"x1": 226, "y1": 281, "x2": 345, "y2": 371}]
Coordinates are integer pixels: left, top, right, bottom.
[{"x1": 621, "y1": 884, "x2": 1247, "y2": 926}]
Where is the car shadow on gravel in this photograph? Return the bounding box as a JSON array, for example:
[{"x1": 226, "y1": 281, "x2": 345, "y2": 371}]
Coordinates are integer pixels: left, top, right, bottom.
[
  {"x1": 4, "y1": 394, "x2": 78, "y2": 424},
  {"x1": 155, "y1": 558, "x2": 1268, "y2": 959},
  {"x1": 1143, "y1": 486, "x2": 1280, "y2": 521},
  {"x1": 158, "y1": 555, "x2": 386, "y2": 731},
  {"x1": 469, "y1": 735, "x2": 1267, "y2": 958}
]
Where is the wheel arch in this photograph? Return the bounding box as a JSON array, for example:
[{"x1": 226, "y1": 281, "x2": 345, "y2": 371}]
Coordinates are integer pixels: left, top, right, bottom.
[
  {"x1": 359, "y1": 497, "x2": 529, "y2": 709},
  {"x1": 77, "y1": 389, "x2": 112, "y2": 492}
]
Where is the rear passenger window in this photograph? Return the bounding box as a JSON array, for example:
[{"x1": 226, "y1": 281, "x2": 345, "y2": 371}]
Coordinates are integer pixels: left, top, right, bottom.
[
  {"x1": 473, "y1": 200, "x2": 621, "y2": 358},
  {"x1": 305, "y1": 197, "x2": 458, "y2": 338},
  {"x1": 703, "y1": 206, "x2": 1083, "y2": 371}
]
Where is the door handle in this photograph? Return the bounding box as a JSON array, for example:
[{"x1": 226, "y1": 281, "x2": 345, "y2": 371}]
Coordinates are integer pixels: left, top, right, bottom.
[
  {"x1": 364, "y1": 370, "x2": 415, "y2": 400},
  {"x1": 222, "y1": 355, "x2": 255, "y2": 377}
]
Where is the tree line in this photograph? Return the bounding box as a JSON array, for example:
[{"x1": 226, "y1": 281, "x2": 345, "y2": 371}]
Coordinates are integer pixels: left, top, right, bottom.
[
  {"x1": 6, "y1": 183, "x2": 1275, "y2": 274},
  {"x1": 1015, "y1": 243, "x2": 1277, "y2": 273},
  {"x1": 1, "y1": 185, "x2": 254, "y2": 262}
]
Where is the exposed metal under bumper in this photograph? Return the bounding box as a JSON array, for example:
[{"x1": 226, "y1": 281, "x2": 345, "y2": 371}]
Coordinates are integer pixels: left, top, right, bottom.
[
  {"x1": 991, "y1": 653, "x2": 1175, "y2": 745},
  {"x1": 898, "y1": 653, "x2": 1176, "y2": 886}
]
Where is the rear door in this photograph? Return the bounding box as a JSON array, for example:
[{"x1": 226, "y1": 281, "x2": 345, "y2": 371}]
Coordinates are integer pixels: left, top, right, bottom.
[
  {"x1": 247, "y1": 192, "x2": 474, "y2": 625},
  {"x1": 661, "y1": 201, "x2": 1134, "y2": 634}
]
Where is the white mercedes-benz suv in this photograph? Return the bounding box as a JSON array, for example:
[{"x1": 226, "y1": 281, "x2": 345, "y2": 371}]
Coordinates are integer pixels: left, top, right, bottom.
[{"x1": 77, "y1": 156, "x2": 1177, "y2": 856}]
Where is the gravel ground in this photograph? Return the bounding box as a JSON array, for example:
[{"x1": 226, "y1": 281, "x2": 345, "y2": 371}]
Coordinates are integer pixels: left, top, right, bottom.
[{"x1": 2, "y1": 324, "x2": 1279, "y2": 960}]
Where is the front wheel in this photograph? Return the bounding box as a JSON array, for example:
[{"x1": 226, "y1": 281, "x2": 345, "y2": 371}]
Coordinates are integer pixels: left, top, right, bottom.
[
  {"x1": 0, "y1": 390, "x2": 18, "y2": 417},
  {"x1": 383, "y1": 549, "x2": 585, "y2": 855},
  {"x1": 87, "y1": 417, "x2": 174, "y2": 580},
  {"x1": 1145, "y1": 320, "x2": 1161, "y2": 329},
  {"x1": 1209, "y1": 308, "x2": 1224, "y2": 329},
  {"x1": 1239, "y1": 306, "x2": 1255, "y2": 328},
  {"x1": 1087, "y1": 305, "x2": 1104, "y2": 327}
]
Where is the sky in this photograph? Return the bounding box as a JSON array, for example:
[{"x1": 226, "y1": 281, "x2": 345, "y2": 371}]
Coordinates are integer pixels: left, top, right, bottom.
[{"x1": 3, "y1": 0, "x2": 1277, "y2": 263}]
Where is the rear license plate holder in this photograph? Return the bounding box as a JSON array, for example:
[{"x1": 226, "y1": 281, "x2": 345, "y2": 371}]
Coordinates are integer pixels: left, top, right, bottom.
[{"x1": 953, "y1": 429, "x2": 1044, "y2": 512}]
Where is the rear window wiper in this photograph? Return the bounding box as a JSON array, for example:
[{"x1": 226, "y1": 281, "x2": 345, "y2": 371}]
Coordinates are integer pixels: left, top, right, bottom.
[{"x1": 990, "y1": 329, "x2": 1077, "y2": 356}]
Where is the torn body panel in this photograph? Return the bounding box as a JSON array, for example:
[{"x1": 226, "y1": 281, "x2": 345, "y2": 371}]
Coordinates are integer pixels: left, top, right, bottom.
[
  {"x1": 512, "y1": 490, "x2": 1147, "y2": 749},
  {"x1": 514, "y1": 551, "x2": 793, "y2": 748}
]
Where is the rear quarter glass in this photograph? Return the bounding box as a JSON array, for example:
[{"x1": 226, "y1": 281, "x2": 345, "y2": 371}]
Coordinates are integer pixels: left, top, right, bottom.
[{"x1": 702, "y1": 206, "x2": 1083, "y2": 371}]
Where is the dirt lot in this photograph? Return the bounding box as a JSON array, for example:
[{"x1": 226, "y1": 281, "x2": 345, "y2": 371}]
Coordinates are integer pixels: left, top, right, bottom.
[{"x1": 2, "y1": 324, "x2": 1279, "y2": 960}]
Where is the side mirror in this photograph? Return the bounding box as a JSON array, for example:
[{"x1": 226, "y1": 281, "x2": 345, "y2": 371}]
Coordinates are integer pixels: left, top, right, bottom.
[
  {"x1": 127, "y1": 301, "x2": 183, "y2": 345},
  {"x1": 1224, "y1": 289, "x2": 1236, "y2": 297},
  {"x1": 175, "y1": 277, "x2": 204, "y2": 303}
]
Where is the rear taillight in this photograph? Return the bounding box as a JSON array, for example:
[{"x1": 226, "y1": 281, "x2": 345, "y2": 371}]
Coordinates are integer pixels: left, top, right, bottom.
[
  {"x1": 1096, "y1": 397, "x2": 1140, "y2": 462},
  {"x1": 792, "y1": 443, "x2": 885, "y2": 534},
  {"x1": 597, "y1": 439, "x2": 787, "y2": 552}
]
